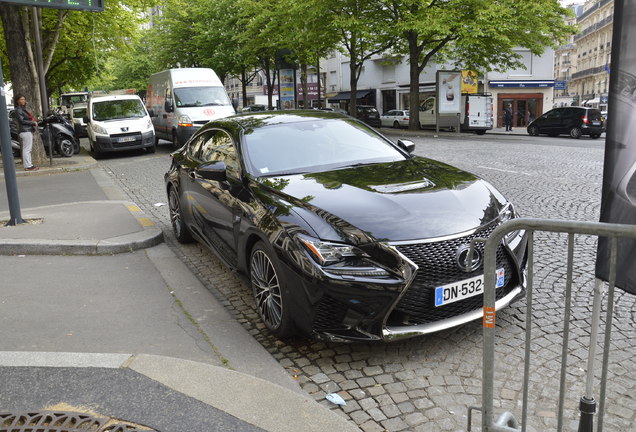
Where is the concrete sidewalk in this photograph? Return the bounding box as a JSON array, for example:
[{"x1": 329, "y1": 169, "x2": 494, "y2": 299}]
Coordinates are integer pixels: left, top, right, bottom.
[{"x1": 0, "y1": 153, "x2": 360, "y2": 432}]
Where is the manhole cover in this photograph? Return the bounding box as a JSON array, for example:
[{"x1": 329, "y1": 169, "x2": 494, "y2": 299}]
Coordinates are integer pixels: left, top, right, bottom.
[{"x1": 0, "y1": 411, "x2": 158, "y2": 432}]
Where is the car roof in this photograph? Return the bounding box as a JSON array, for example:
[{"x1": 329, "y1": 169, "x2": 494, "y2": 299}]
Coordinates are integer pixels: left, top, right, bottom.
[{"x1": 90, "y1": 94, "x2": 141, "y2": 102}]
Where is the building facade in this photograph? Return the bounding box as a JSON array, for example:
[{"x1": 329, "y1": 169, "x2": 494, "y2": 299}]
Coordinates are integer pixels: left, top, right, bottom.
[
  {"x1": 570, "y1": 0, "x2": 614, "y2": 111},
  {"x1": 553, "y1": 4, "x2": 583, "y2": 107}
]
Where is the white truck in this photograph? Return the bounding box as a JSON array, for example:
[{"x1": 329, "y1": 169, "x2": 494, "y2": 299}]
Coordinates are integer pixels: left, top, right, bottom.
[
  {"x1": 146, "y1": 68, "x2": 235, "y2": 148},
  {"x1": 419, "y1": 93, "x2": 493, "y2": 134}
]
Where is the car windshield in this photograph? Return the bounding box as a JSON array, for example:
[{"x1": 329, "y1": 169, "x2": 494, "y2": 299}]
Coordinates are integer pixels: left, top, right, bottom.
[
  {"x1": 174, "y1": 87, "x2": 231, "y2": 108},
  {"x1": 73, "y1": 107, "x2": 86, "y2": 118},
  {"x1": 243, "y1": 118, "x2": 406, "y2": 176},
  {"x1": 92, "y1": 99, "x2": 146, "y2": 121}
]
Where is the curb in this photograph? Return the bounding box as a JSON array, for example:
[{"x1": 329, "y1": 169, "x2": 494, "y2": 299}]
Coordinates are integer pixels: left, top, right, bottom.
[{"x1": 0, "y1": 352, "x2": 361, "y2": 432}]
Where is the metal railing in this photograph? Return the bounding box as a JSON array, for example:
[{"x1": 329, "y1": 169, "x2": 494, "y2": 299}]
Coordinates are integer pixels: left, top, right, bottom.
[{"x1": 466, "y1": 218, "x2": 636, "y2": 432}]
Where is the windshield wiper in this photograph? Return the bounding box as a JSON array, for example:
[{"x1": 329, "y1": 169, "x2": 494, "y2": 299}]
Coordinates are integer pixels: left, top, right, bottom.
[{"x1": 202, "y1": 102, "x2": 225, "y2": 106}]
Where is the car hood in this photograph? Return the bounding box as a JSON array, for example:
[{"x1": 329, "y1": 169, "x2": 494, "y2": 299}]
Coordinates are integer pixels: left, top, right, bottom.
[{"x1": 254, "y1": 157, "x2": 507, "y2": 243}]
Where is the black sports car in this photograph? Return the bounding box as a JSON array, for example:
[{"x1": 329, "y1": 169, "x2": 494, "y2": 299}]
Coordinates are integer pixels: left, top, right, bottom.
[{"x1": 165, "y1": 110, "x2": 528, "y2": 342}]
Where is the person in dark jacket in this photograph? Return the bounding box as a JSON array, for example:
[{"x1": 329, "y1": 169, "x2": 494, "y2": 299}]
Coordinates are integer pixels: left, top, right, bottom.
[
  {"x1": 503, "y1": 103, "x2": 513, "y2": 132},
  {"x1": 14, "y1": 94, "x2": 38, "y2": 171}
]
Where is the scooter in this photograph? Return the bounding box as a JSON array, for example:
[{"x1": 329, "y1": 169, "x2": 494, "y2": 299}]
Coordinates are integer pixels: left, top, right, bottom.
[{"x1": 38, "y1": 111, "x2": 80, "y2": 157}]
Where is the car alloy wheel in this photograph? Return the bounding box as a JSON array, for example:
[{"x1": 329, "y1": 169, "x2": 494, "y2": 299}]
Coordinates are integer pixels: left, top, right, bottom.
[
  {"x1": 570, "y1": 127, "x2": 582, "y2": 139},
  {"x1": 528, "y1": 125, "x2": 539, "y2": 136},
  {"x1": 250, "y1": 242, "x2": 294, "y2": 338},
  {"x1": 393, "y1": 120, "x2": 400, "y2": 129},
  {"x1": 168, "y1": 186, "x2": 193, "y2": 243}
]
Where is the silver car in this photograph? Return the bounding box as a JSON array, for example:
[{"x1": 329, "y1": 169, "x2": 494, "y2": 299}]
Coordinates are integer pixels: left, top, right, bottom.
[{"x1": 380, "y1": 109, "x2": 410, "y2": 128}]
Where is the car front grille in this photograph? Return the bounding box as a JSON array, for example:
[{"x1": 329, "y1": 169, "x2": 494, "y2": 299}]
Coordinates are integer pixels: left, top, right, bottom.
[
  {"x1": 389, "y1": 223, "x2": 517, "y2": 326},
  {"x1": 313, "y1": 295, "x2": 349, "y2": 332}
]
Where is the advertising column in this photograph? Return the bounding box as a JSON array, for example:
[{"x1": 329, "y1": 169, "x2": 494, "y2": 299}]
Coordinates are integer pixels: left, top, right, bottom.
[
  {"x1": 279, "y1": 69, "x2": 295, "y2": 110},
  {"x1": 596, "y1": 0, "x2": 636, "y2": 294}
]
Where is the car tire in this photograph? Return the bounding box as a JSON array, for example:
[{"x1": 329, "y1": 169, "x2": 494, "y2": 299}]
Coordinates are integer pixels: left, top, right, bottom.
[
  {"x1": 250, "y1": 241, "x2": 295, "y2": 338},
  {"x1": 172, "y1": 131, "x2": 180, "y2": 150},
  {"x1": 569, "y1": 127, "x2": 582, "y2": 139},
  {"x1": 590, "y1": 134, "x2": 601, "y2": 139},
  {"x1": 528, "y1": 125, "x2": 539, "y2": 136},
  {"x1": 475, "y1": 130, "x2": 486, "y2": 135},
  {"x1": 393, "y1": 120, "x2": 400, "y2": 129},
  {"x1": 168, "y1": 185, "x2": 194, "y2": 243},
  {"x1": 146, "y1": 143, "x2": 156, "y2": 154},
  {"x1": 57, "y1": 136, "x2": 74, "y2": 157}
]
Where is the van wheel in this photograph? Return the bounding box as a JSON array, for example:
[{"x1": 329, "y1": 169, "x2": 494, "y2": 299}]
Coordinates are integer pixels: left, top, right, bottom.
[
  {"x1": 569, "y1": 127, "x2": 582, "y2": 139},
  {"x1": 172, "y1": 131, "x2": 180, "y2": 149}
]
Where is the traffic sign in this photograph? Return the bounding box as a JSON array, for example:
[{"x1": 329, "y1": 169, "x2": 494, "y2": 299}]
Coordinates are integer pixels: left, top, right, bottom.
[{"x1": 0, "y1": 0, "x2": 103, "y2": 12}]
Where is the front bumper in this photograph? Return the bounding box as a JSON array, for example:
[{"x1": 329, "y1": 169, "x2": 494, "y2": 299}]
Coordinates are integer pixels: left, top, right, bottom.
[
  {"x1": 94, "y1": 130, "x2": 155, "y2": 153},
  {"x1": 282, "y1": 222, "x2": 528, "y2": 342}
]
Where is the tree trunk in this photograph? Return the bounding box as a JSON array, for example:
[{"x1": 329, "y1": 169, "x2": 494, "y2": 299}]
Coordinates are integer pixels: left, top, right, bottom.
[
  {"x1": 408, "y1": 31, "x2": 423, "y2": 131},
  {"x1": 300, "y1": 63, "x2": 308, "y2": 108},
  {"x1": 349, "y1": 59, "x2": 358, "y2": 117},
  {"x1": 1, "y1": 4, "x2": 47, "y2": 166}
]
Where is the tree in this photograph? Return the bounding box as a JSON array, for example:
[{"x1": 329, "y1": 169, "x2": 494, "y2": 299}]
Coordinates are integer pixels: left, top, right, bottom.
[
  {"x1": 319, "y1": 0, "x2": 396, "y2": 116},
  {"x1": 386, "y1": 0, "x2": 576, "y2": 130},
  {"x1": 1, "y1": 2, "x2": 151, "y2": 164}
]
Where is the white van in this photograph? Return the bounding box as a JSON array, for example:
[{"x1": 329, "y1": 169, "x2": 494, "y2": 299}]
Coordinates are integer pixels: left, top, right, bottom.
[
  {"x1": 146, "y1": 68, "x2": 235, "y2": 148},
  {"x1": 85, "y1": 94, "x2": 156, "y2": 156},
  {"x1": 419, "y1": 93, "x2": 493, "y2": 134}
]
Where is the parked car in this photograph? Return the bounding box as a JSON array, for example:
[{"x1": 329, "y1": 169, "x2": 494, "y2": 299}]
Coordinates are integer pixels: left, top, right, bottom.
[
  {"x1": 381, "y1": 109, "x2": 410, "y2": 128},
  {"x1": 70, "y1": 105, "x2": 88, "y2": 137},
  {"x1": 354, "y1": 105, "x2": 381, "y2": 127},
  {"x1": 242, "y1": 104, "x2": 267, "y2": 112},
  {"x1": 85, "y1": 94, "x2": 156, "y2": 156},
  {"x1": 164, "y1": 110, "x2": 528, "y2": 342},
  {"x1": 527, "y1": 106, "x2": 605, "y2": 139}
]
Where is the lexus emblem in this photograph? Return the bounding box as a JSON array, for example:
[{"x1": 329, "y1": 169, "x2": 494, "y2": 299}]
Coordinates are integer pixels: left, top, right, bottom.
[
  {"x1": 456, "y1": 244, "x2": 481, "y2": 273},
  {"x1": 121, "y1": 127, "x2": 129, "y2": 132}
]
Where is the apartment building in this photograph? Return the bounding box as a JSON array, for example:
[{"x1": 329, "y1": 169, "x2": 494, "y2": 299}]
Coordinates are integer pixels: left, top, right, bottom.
[
  {"x1": 570, "y1": 0, "x2": 614, "y2": 110},
  {"x1": 553, "y1": 4, "x2": 583, "y2": 107}
]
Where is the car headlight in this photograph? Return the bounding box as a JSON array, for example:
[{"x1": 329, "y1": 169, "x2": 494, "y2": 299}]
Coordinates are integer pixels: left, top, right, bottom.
[
  {"x1": 178, "y1": 115, "x2": 193, "y2": 127},
  {"x1": 92, "y1": 123, "x2": 108, "y2": 135},
  {"x1": 500, "y1": 203, "x2": 520, "y2": 242},
  {"x1": 146, "y1": 119, "x2": 153, "y2": 131},
  {"x1": 296, "y1": 234, "x2": 390, "y2": 277}
]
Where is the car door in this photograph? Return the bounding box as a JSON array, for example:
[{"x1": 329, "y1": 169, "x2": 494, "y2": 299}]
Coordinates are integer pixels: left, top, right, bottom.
[
  {"x1": 419, "y1": 98, "x2": 436, "y2": 126},
  {"x1": 188, "y1": 128, "x2": 242, "y2": 266},
  {"x1": 381, "y1": 110, "x2": 396, "y2": 127},
  {"x1": 537, "y1": 108, "x2": 563, "y2": 135}
]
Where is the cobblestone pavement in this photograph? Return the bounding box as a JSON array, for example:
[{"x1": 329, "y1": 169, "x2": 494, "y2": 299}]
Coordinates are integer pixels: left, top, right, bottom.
[{"x1": 95, "y1": 133, "x2": 635, "y2": 432}]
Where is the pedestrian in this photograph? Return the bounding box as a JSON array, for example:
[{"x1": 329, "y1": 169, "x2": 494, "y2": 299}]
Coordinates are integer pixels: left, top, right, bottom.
[
  {"x1": 504, "y1": 103, "x2": 513, "y2": 132},
  {"x1": 14, "y1": 94, "x2": 39, "y2": 171}
]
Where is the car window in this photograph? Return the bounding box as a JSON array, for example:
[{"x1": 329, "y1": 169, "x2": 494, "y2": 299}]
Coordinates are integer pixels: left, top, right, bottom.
[
  {"x1": 421, "y1": 99, "x2": 434, "y2": 111},
  {"x1": 187, "y1": 133, "x2": 209, "y2": 158},
  {"x1": 386, "y1": 110, "x2": 396, "y2": 116},
  {"x1": 544, "y1": 109, "x2": 563, "y2": 119},
  {"x1": 587, "y1": 109, "x2": 602, "y2": 120},
  {"x1": 242, "y1": 118, "x2": 405, "y2": 176},
  {"x1": 92, "y1": 98, "x2": 146, "y2": 121},
  {"x1": 198, "y1": 129, "x2": 239, "y2": 175}
]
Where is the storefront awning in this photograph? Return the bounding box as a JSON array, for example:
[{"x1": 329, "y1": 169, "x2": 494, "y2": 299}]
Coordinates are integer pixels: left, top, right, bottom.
[
  {"x1": 328, "y1": 90, "x2": 373, "y2": 101},
  {"x1": 586, "y1": 98, "x2": 600, "y2": 105},
  {"x1": 489, "y1": 80, "x2": 555, "y2": 88}
]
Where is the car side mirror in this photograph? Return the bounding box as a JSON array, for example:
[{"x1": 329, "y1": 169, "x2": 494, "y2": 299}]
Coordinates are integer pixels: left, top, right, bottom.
[
  {"x1": 397, "y1": 139, "x2": 415, "y2": 154},
  {"x1": 165, "y1": 99, "x2": 174, "y2": 113},
  {"x1": 197, "y1": 161, "x2": 227, "y2": 181},
  {"x1": 83, "y1": 116, "x2": 90, "y2": 123}
]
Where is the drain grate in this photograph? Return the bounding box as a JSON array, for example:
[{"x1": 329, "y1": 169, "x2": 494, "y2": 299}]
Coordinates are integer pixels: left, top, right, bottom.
[{"x1": 0, "y1": 411, "x2": 158, "y2": 432}]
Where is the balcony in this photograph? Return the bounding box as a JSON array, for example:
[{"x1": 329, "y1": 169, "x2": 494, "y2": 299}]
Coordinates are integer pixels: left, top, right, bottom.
[
  {"x1": 571, "y1": 65, "x2": 608, "y2": 80},
  {"x1": 574, "y1": 15, "x2": 614, "y2": 41}
]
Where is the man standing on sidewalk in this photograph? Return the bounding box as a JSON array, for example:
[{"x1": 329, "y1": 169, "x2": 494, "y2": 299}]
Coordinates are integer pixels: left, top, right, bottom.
[
  {"x1": 504, "y1": 103, "x2": 513, "y2": 132},
  {"x1": 14, "y1": 94, "x2": 39, "y2": 171}
]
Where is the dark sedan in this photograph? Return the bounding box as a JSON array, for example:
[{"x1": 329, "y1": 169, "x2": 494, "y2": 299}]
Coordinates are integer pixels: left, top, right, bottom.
[
  {"x1": 165, "y1": 111, "x2": 528, "y2": 342},
  {"x1": 527, "y1": 106, "x2": 605, "y2": 139}
]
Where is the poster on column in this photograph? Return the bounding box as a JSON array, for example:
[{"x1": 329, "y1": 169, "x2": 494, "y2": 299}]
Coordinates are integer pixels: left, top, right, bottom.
[
  {"x1": 279, "y1": 69, "x2": 295, "y2": 110},
  {"x1": 596, "y1": 0, "x2": 636, "y2": 294},
  {"x1": 437, "y1": 71, "x2": 461, "y2": 114}
]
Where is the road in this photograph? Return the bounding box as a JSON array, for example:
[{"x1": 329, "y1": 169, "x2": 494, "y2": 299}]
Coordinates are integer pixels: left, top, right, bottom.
[{"x1": 87, "y1": 131, "x2": 635, "y2": 432}]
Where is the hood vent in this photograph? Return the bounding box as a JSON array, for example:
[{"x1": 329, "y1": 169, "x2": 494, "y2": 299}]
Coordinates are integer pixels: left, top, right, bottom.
[{"x1": 370, "y1": 179, "x2": 435, "y2": 194}]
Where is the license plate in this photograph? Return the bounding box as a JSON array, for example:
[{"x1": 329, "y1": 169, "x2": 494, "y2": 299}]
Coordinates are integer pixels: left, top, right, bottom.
[
  {"x1": 118, "y1": 136, "x2": 136, "y2": 143},
  {"x1": 591, "y1": 121, "x2": 601, "y2": 126},
  {"x1": 434, "y1": 268, "x2": 505, "y2": 307}
]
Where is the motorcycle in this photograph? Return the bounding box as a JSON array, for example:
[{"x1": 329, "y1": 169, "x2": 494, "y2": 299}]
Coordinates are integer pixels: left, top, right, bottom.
[
  {"x1": 8, "y1": 110, "x2": 79, "y2": 158},
  {"x1": 38, "y1": 111, "x2": 80, "y2": 157}
]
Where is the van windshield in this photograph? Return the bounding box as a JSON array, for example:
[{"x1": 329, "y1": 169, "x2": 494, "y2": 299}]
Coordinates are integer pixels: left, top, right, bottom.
[
  {"x1": 93, "y1": 99, "x2": 146, "y2": 121},
  {"x1": 174, "y1": 87, "x2": 231, "y2": 108}
]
